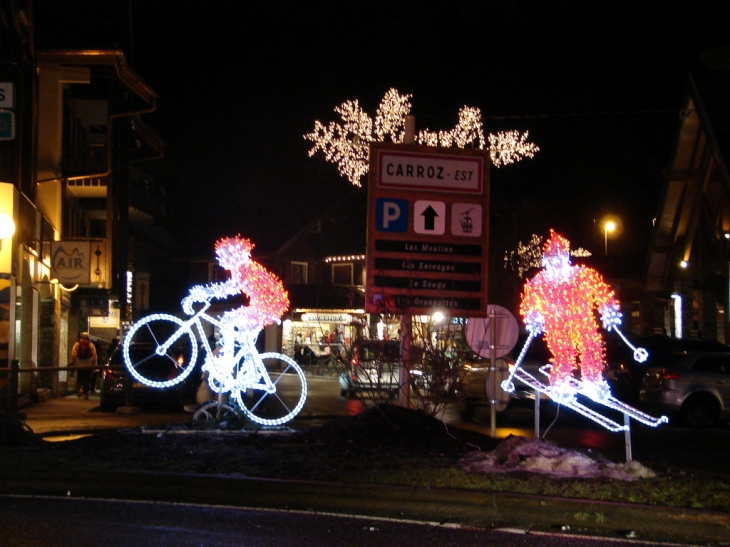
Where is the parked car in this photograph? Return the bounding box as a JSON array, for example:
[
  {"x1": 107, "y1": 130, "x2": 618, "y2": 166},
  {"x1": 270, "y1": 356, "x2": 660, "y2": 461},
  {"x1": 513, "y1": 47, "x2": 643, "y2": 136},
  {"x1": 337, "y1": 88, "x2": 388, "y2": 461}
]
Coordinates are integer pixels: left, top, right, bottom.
[
  {"x1": 99, "y1": 343, "x2": 186, "y2": 412},
  {"x1": 605, "y1": 335, "x2": 730, "y2": 403},
  {"x1": 339, "y1": 340, "x2": 400, "y2": 399},
  {"x1": 456, "y1": 333, "x2": 553, "y2": 419},
  {"x1": 639, "y1": 351, "x2": 730, "y2": 428}
]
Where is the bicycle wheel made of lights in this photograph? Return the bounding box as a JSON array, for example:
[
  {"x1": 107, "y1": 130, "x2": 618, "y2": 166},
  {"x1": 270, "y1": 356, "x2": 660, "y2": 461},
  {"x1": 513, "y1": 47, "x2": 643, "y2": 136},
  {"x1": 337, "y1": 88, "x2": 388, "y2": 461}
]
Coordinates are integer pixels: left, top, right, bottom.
[
  {"x1": 232, "y1": 352, "x2": 307, "y2": 426},
  {"x1": 123, "y1": 314, "x2": 198, "y2": 389}
]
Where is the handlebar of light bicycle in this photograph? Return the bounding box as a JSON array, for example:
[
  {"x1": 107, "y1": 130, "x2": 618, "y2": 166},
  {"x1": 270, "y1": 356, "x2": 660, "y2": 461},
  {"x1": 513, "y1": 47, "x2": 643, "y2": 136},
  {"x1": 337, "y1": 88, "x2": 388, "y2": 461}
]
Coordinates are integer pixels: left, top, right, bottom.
[{"x1": 182, "y1": 295, "x2": 213, "y2": 316}]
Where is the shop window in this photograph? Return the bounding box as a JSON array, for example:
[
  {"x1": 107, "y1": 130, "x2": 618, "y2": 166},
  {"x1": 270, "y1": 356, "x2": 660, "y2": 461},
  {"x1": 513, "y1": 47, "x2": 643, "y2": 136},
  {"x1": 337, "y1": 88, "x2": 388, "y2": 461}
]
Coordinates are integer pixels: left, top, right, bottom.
[
  {"x1": 291, "y1": 262, "x2": 308, "y2": 285},
  {"x1": 332, "y1": 263, "x2": 353, "y2": 285}
]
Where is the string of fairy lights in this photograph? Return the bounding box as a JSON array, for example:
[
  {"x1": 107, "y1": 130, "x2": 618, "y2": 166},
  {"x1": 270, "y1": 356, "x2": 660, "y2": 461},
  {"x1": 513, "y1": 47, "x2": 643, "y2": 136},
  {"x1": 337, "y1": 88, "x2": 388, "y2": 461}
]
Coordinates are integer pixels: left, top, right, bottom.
[{"x1": 304, "y1": 88, "x2": 539, "y2": 186}]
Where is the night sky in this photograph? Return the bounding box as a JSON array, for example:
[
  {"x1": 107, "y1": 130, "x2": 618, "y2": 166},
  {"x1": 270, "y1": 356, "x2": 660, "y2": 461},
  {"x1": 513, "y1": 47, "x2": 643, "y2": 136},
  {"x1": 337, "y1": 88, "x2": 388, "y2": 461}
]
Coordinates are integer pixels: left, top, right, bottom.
[{"x1": 125, "y1": 1, "x2": 729, "y2": 262}]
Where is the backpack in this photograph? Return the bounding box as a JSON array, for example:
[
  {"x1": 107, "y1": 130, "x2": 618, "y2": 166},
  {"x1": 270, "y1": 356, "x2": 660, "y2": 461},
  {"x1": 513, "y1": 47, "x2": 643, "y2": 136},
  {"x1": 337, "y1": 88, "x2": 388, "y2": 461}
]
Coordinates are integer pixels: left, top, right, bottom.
[{"x1": 76, "y1": 339, "x2": 92, "y2": 360}]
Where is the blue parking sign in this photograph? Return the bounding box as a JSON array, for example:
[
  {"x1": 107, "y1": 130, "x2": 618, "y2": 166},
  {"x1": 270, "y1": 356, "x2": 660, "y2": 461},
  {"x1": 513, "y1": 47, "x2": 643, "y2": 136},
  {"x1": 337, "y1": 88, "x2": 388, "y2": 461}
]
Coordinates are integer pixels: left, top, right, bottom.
[{"x1": 376, "y1": 198, "x2": 408, "y2": 232}]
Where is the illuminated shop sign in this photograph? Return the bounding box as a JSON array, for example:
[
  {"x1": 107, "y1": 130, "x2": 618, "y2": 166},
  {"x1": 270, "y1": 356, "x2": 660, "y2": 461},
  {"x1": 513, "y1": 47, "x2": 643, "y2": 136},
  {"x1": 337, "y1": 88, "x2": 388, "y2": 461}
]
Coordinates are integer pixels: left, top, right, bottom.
[{"x1": 301, "y1": 313, "x2": 352, "y2": 324}]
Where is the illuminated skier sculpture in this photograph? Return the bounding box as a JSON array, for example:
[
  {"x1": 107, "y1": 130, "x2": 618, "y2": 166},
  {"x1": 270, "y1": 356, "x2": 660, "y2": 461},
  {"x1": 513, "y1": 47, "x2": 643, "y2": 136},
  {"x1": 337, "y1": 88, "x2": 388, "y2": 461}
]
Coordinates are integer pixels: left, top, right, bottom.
[
  {"x1": 123, "y1": 236, "x2": 307, "y2": 426},
  {"x1": 520, "y1": 229, "x2": 620, "y2": 401},
  {"x1": 501, "y1": 230, "x2": 666, "y2": 432}
]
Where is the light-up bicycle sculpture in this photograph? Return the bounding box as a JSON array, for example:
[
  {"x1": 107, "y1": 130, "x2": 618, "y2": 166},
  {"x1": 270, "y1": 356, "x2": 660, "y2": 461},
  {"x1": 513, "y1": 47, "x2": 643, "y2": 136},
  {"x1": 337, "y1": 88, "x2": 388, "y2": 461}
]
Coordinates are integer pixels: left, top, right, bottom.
[{"x1": 122, "y1": 236, "x2": 307, "y2": 426}]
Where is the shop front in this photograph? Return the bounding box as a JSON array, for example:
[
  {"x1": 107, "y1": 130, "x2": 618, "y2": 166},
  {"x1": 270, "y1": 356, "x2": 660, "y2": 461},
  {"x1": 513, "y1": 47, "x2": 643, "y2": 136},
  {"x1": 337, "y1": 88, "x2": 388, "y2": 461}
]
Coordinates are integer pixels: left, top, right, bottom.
[
  {"x1": 282, "y1": 310, "x2": 367, "y2": 363},
  {"x1": 281, "y1": 309, "x2": 410, "y2": 365}
]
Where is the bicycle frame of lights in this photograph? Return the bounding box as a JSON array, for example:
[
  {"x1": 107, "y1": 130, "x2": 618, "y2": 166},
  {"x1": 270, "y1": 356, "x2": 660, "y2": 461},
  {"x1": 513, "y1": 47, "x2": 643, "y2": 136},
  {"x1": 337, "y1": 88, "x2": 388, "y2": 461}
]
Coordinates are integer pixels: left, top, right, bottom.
[{"x1": 122, "y1": 236, "x2": 308, "y2": 426}]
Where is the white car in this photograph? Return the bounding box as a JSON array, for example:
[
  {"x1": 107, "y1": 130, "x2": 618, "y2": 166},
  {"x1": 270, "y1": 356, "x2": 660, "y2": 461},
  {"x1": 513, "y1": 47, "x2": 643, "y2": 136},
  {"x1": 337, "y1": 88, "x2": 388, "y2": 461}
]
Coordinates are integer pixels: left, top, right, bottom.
[
  {"x1": 339, "y1": 340, "x2": 400, "y2": 399},
  {"x1": 640, "y1": 351, "x2": 730, "y2": 428}
]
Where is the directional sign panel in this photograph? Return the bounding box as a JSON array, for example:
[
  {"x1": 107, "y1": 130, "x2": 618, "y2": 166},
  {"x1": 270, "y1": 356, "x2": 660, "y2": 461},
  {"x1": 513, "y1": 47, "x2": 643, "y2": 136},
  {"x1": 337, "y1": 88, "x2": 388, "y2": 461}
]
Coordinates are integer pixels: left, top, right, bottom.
[
  {"x1": 413, "y1": 200, "x2": 445, "y2": 235},
  {"x1": 366, "y1": 143, "x2": 490, "y2": 316}
]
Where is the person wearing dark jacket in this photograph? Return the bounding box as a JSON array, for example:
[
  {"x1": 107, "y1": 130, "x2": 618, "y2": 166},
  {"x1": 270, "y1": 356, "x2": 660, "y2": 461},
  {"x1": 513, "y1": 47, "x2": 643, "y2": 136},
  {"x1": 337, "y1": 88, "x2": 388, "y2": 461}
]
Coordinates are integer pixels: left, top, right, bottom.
[{"x1": 70, "y1": 332, "x2": 97, "y2": 399}]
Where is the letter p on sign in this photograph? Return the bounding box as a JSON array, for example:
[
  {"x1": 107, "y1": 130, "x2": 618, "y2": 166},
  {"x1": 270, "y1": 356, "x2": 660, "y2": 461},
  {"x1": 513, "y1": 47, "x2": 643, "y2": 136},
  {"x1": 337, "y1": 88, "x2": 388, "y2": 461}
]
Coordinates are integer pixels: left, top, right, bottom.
[{"x1": 376, "y1": 198, "x2": 408, "y2": 232}]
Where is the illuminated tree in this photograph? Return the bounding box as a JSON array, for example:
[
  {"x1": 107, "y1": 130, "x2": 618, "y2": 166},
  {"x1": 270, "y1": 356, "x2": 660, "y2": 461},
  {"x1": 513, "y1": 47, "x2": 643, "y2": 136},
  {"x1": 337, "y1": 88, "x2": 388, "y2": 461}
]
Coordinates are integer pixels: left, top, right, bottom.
[
  {"x1": 505, "y1": 234, "x2": 592, "y2": 279},
  {"x1": 305, "y1": 88, "x2": 540, "y2": 187}
]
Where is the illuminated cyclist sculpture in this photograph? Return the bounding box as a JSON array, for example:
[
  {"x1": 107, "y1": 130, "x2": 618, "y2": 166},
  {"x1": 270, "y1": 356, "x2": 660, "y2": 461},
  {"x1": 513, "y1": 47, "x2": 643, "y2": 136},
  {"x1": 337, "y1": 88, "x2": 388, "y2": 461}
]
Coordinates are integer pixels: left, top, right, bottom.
[
  {"x1": 122, "y1": 236, "x2": 307, "y2": 426},
  {"x1": 502, "y1": 230, "x2": 666, "y2": 431}
]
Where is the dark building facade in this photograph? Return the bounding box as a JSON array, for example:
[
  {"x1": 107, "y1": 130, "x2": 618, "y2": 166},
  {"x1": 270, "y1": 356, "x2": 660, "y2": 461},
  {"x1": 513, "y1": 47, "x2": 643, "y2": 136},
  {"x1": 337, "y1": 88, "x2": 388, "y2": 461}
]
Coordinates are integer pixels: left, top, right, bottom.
[
  {"x1": 644, "y1": 47, "x2": 730, "y2": 343},
  {"x1": 0, "y1": 0, "x2": 169, "y2": 399}
]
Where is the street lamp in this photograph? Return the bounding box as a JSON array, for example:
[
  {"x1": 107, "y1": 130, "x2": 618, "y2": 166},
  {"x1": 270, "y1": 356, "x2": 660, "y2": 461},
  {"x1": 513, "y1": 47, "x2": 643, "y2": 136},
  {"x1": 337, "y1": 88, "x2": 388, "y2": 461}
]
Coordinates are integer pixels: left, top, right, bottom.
[{"x1": 604, "y1": 220, "x2": 616, "y2": 255}]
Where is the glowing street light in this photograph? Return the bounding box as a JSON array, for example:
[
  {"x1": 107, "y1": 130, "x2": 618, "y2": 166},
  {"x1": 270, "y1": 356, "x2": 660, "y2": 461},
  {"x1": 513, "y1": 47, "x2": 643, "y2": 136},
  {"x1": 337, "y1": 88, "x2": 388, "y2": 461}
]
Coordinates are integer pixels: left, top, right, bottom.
[
  {"x1": 0, "y1": 213, "x2": 15, "y2": 251},
  {"x1": 604, "y1": 220, "x2": 616, "y2": 256}
]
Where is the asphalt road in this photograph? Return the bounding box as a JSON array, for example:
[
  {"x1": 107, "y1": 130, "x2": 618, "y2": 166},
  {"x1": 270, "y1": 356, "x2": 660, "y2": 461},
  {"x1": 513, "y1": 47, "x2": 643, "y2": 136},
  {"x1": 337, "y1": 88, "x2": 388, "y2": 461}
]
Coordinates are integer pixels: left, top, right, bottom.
[{"x1": 0, "y1": 494, "x2": 716, "y2": 547}]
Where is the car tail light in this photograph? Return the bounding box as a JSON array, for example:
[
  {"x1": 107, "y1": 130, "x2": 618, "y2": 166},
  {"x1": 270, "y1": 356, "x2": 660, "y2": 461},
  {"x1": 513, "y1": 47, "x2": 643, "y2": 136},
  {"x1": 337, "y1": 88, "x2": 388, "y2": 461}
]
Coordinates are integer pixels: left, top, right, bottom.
[{"x1": 660, "y1": 369, "x2": 681, "y2": 380}]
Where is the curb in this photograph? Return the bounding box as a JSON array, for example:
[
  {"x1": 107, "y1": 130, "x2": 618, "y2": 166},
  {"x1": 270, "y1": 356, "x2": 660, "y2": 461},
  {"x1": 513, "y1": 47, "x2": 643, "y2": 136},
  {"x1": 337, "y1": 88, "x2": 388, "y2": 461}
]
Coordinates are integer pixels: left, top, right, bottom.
[{"x1": 1, "y1": 468, "x2": 729, "y2": 545}]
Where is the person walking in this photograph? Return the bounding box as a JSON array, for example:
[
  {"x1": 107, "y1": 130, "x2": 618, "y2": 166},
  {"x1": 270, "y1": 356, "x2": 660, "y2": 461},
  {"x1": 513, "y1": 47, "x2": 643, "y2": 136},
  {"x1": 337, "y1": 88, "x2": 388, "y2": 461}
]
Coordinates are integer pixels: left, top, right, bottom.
[{"x1": 70, "y1": 332, "x2": 97, "y2": 399}]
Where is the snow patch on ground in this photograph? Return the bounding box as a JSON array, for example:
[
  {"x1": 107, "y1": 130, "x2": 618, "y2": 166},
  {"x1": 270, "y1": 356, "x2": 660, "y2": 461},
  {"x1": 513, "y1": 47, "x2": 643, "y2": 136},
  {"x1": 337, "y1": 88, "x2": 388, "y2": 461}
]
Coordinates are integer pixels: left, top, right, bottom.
[{"x1": 459, "y1": 435, "x2": 656, "y2": 481}]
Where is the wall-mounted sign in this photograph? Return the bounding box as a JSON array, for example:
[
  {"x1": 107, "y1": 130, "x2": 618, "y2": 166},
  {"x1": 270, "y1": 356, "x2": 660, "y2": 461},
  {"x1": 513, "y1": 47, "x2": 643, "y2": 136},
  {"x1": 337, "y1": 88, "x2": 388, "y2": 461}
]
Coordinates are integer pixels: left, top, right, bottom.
[
  {"x1": 301, "y1": 313, "x2": 352, "y2": 324},
  {"x1": 135, "y1": 272, "x2": 150, "y2": 310},
  {"x1": 89, "y1": 305, "x2": 120, "y2": 329},
  {"x1": 50, "y1": 239, "x2": 109, "y2": 287},
  {"x1": 366, "y1": 143, "x2": 490, "y2": 316},
  {"x1": 51, "y1": 241, "x2": 91, "y2": 285},
  {"x1": 0, "y1": 83, "x2": 14, "y2": 109},
  {"x1": 0, "y1": 111, "x2": 15, "y2": 141},
  {"x1": 85, "y1": 297, "x2": 109, "y2": 317}
]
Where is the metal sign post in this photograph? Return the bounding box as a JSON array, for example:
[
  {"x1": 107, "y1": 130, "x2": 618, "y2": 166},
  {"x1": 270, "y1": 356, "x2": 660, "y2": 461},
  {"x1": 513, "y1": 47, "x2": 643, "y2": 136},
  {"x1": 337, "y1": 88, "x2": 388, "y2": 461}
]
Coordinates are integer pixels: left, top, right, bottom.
[
  {"x1": 465, "y1": 305, "x2": 518, "y2": 437},
  {"x1": 489, "y1": 306, "x2": 498, "y2": 437},
  {"x1": 534, "y1": 387, "x2": 541, "y2": 439},
  {"x1": 399, "y1": 313, "x2": 412, "y2": 409}
]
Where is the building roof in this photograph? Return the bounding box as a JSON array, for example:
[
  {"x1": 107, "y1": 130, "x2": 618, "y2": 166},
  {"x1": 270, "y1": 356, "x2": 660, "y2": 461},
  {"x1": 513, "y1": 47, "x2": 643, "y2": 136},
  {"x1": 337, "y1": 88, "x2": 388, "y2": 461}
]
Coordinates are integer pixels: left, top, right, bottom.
[
  {"x1": 644, "y1": 48, "x2": 730, "y2": 294},
  {"x1": 275, "y1": 189, "x2": 367, "y2": 262}
]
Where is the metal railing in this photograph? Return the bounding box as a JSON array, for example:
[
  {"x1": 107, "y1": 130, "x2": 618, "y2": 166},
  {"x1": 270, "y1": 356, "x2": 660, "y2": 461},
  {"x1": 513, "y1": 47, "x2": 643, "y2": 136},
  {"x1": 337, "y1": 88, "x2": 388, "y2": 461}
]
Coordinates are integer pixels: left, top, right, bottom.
[{"x1": 0, "y1": 361, "x2": 132, "y2": 413}]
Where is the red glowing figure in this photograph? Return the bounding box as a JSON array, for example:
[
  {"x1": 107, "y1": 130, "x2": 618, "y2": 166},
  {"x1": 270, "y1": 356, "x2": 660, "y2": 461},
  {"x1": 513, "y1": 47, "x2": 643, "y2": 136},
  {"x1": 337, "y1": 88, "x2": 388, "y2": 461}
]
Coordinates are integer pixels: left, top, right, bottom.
[
  {"x1": 184, "y1": 236, "x2": 289, "y2": 335},
  {"x1": 520, "y1": 230, "x2": 621, "y2": 396}
]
